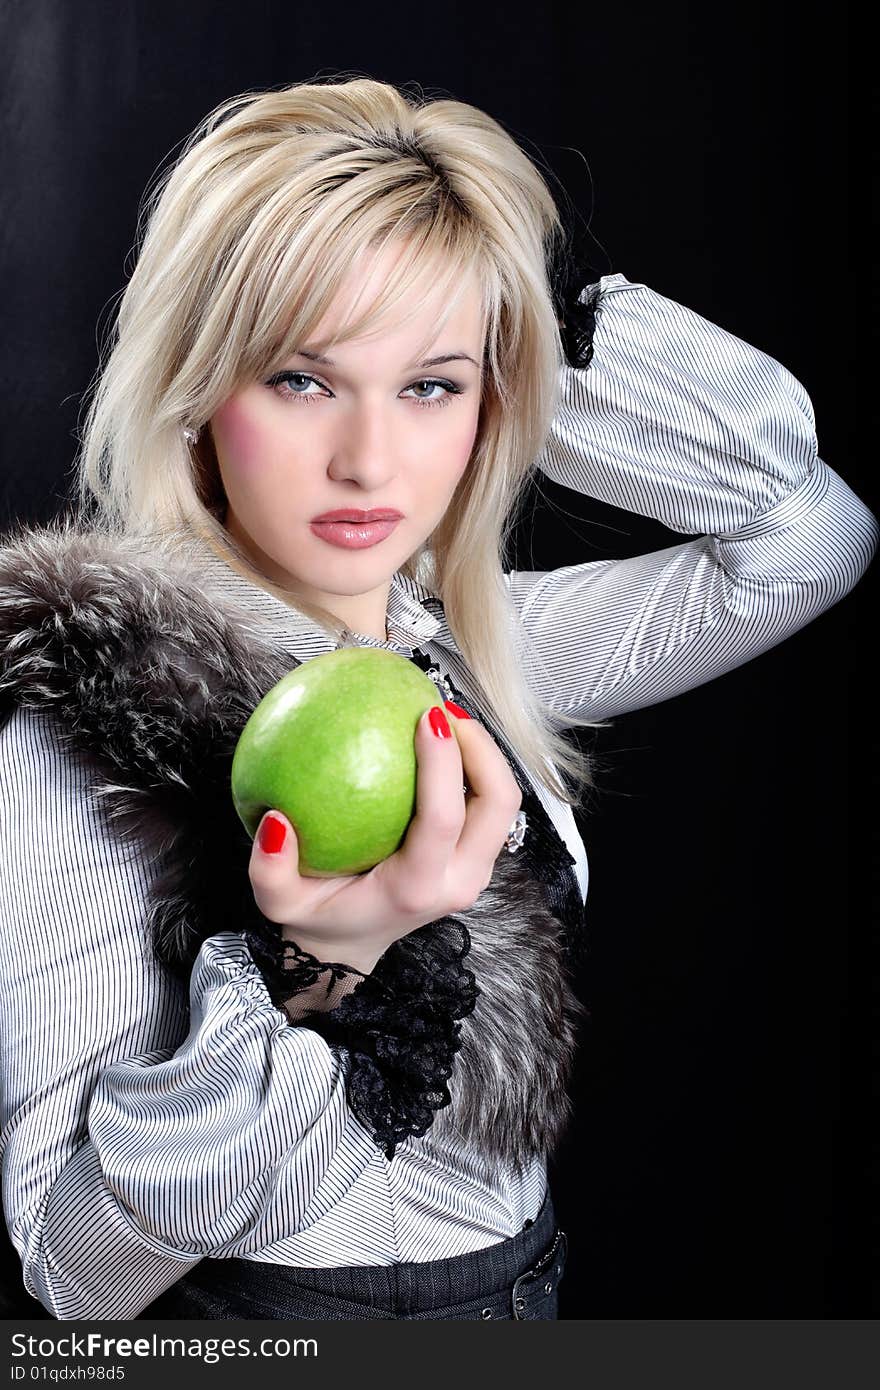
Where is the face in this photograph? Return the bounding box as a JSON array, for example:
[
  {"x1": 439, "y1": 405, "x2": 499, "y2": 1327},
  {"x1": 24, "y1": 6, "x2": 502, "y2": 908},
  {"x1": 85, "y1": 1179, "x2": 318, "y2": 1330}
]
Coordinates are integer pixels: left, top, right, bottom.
[{"x1": 209, "y1": 242, "x2": 485, "y2": 643}]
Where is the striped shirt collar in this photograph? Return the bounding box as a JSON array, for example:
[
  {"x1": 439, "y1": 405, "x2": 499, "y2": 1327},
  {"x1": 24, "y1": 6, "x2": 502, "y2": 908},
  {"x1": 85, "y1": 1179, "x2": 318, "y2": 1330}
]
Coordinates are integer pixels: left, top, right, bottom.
[{"x1": 193, "y1": 538, "x2": 445, "y2": 658}]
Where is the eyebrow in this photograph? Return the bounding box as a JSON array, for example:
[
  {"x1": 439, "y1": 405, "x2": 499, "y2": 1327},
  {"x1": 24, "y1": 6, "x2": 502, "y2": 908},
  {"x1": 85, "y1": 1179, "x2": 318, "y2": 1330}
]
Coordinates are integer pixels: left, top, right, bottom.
[{"x1": 293, "y1": 349, "x2": 481, "y2": 370}]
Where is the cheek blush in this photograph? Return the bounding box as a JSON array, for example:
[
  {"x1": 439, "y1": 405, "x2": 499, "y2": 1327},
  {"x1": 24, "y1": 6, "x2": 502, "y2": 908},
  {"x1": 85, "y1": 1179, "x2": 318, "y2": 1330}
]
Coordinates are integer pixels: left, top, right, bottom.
[{"x1": 212, "y1": 396, "x2": 269, "y2": 471}]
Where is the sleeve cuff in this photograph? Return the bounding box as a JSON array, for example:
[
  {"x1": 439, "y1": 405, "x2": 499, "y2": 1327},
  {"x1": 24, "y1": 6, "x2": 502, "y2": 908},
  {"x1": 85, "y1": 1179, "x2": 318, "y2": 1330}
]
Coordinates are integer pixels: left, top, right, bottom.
[{"x1": 715, "y1": 456, "x2": 830, "y2": 542}]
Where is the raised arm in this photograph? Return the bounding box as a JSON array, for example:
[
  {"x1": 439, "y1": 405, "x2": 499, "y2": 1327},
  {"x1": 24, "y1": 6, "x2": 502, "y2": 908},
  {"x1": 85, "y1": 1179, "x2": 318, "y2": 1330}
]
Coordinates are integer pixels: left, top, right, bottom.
[
  {"x1": 510, "y1": 273, "x2": 877, "y2": 721},
  {"x1": 0, "y1": 707, "x2": 377, "y2": 1320}
]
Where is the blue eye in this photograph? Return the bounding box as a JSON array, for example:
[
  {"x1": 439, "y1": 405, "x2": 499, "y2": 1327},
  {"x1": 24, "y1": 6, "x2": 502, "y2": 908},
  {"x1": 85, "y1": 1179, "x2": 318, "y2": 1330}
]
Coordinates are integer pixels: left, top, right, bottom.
[
  {"x1": 264, "y1": 371, "x2": 463, "y2": 410},
  {"x1": 404, "y1": 379, "x2": 461, "y2": 408}
]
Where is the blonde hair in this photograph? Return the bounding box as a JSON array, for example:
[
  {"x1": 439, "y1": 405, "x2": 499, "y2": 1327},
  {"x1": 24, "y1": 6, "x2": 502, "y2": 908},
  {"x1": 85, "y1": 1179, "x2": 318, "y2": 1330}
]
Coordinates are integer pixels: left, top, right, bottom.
[{"x1": 74, "y1": 75, "x2": 611, "y2": 808}]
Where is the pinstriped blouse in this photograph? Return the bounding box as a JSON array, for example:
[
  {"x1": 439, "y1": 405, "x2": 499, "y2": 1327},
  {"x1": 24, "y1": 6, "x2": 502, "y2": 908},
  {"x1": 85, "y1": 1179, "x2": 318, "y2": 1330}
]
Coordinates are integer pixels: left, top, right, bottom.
[{"x1": 1, "y1": 273, "x2": 876, "y2": 1319}]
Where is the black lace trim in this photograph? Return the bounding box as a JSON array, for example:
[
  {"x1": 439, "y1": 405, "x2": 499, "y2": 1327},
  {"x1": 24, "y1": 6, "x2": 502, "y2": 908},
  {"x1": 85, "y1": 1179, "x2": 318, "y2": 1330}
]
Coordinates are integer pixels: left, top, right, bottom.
[
  {"x1": 243, "y1": 917, "x2": 479, "y2": 1161},
  {"x1": 245, "y1": 928, "x2": 369, "y2": 1002},
  {"x1": 550, "y1": 246, "x2": 603, "y2": 371},
  {"x1": 307, "y1": 922, "x2": 478, "y2": 1160}
]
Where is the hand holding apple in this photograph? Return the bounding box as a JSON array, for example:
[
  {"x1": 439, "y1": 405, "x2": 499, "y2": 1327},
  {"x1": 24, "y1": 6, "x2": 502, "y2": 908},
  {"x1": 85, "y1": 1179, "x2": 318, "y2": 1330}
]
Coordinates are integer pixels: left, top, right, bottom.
[{"x1": 244, "y1": 692, "x2": 523, "y2": 974}]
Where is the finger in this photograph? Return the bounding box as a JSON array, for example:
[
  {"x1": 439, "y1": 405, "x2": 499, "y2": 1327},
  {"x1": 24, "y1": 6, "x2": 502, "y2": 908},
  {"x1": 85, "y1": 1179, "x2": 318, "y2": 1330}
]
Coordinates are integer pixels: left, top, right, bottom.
[
  {"x1": 384, "y1": 705, "x2": 465, "y2": 905},
  {"x1": 443, "y1": 710, "x2": 522, "y2": 871},
  {"x1": 249, "y1": 810, "x2": 301, "y2": 924}
]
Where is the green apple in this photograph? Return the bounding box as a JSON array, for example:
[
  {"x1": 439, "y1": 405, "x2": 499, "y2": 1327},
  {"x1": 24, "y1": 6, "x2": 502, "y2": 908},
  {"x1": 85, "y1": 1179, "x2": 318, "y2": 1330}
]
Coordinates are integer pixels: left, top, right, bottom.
[{"x1": 231, "y1": 646, "x2": 447, "y2": 876}]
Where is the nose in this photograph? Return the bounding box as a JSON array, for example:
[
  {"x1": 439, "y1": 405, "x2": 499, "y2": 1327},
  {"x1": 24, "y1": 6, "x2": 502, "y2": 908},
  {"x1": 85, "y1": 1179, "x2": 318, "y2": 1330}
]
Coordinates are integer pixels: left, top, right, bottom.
[{"x1": 326, "y1": 399, "x2": 399, "y2": 490}]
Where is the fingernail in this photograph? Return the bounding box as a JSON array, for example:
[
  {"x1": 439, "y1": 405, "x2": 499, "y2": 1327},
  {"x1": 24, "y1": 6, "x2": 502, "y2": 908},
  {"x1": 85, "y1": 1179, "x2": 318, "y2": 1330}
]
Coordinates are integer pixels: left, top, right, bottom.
[
  {"x1": 258, "y1": 813, "x2": 287, "y2": 853},
  {"x1": 428, "y1": 706, "x2": 452, "y2": 739},
  {"x1": 444, "y1": 701, "x2": 471, "y2": 720}
]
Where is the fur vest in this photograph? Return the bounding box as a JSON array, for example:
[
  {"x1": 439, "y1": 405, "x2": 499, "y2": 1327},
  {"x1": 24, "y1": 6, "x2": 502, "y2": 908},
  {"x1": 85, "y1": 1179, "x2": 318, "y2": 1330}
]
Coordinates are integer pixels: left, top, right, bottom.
[{"x1": 0, "y1": 522, "x2": 588, "y2": 1177}]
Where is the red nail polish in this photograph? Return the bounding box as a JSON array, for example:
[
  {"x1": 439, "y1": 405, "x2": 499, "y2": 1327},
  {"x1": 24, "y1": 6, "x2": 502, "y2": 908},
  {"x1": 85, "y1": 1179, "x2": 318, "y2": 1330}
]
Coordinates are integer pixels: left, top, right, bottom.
[
  {"x1": 444, "y1": 701, "x2": 471, "y2": 720},
  {"x1": 258, "y1": 813, "x2": 286, "y2": 853},
  {"x1": 428, "y1": 706, "x2": 451, "y2": 739}
]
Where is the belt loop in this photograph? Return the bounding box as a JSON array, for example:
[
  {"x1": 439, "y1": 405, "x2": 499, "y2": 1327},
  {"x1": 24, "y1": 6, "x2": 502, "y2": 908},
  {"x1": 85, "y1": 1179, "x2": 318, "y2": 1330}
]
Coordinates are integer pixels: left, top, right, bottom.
[{"x1": 510, "y1": 1228, "x2": 567, "y2": 1319}]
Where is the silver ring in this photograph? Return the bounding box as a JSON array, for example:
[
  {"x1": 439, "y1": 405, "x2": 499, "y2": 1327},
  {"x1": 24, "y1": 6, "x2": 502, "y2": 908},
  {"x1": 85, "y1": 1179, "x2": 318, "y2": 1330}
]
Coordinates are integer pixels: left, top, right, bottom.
[{"x1": 505, "y1": 810, "x2": 527, "y2": 854}]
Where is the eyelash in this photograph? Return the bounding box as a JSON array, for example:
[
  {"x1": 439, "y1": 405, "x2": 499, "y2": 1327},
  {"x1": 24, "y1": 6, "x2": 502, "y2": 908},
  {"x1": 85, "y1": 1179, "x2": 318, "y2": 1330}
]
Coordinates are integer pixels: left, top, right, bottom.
[{"x1": 264, "y1": 370, "x2": 463, "y2": 411}]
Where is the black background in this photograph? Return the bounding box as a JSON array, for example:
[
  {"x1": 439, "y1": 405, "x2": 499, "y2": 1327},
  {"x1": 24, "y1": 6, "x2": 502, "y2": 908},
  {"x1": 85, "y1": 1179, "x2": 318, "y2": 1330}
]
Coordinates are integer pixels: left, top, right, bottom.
[{"x1": 0, "y1": 0, "x2": 874, "y2": 1320}]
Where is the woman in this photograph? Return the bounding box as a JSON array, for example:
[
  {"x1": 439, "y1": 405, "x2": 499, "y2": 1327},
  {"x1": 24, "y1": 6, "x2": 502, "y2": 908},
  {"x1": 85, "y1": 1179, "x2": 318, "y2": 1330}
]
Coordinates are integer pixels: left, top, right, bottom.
[{"x1": 0, "y1": 78, "x2": 875, "y2": 1322}]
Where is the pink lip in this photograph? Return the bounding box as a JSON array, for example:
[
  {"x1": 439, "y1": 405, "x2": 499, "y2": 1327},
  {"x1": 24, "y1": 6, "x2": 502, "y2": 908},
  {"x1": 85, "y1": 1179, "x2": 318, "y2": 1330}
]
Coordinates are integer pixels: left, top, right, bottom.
[
  {"x1": 309, "y1": 518, "x2": 401, "y2": 550},
  {"x1": 311, "y1": 509, "x2": 403, "y2": 523}
]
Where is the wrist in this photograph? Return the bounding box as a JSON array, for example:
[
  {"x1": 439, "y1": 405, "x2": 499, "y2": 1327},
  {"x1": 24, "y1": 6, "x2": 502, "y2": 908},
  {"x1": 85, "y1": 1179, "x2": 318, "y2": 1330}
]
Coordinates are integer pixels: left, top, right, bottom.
[{"x1": 282, "y1": 931, "x2": 383, "y2": 978}]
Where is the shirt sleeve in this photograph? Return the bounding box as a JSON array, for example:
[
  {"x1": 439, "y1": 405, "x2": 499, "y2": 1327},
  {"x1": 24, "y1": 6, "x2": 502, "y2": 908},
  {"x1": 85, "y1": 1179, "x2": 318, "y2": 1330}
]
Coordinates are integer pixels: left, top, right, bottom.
[
  {"x1": 512, "y1": 273, "x2": 879, "y2": 722},
  {"x1": 0, "y1": 706, "x2": 377, "y2": 1321}
]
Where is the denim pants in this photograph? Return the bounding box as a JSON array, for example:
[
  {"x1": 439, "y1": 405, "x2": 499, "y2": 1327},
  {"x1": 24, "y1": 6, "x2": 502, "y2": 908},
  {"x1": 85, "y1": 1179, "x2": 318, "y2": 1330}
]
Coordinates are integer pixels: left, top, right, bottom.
[{"x1": 139, "y1": 1186, "x2": 567, "y2": 1321}]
